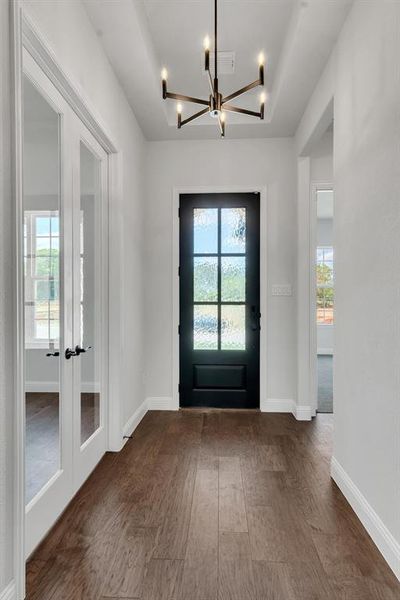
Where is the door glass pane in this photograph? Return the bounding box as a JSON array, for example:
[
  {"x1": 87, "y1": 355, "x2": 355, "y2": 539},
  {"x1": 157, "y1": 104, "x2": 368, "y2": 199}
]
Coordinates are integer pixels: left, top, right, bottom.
[
  {"x1": 221, "y1": 257, "x2": 246, "y2": 302},
  {"x1": 194, "y1": 208, "x2": 218, "y2": 253},
  {"x1": 23, "y1": 76, "x2": 61, "y2": 504},
  {"x1": 194, "y1": 305, "x2": 218, "y2": 350},
  {"x1": 80, "y1": 142, "x2": 101, "y2": 445},
  {"x1": 194, "y1": 257, "x2": 218, "y2": 301},
  {"x1": 221, "y1": 208, "x2": 246, "y2": 253},
  {"x1": 221, "y1": 305, "x2": 246, "y2": 350}
]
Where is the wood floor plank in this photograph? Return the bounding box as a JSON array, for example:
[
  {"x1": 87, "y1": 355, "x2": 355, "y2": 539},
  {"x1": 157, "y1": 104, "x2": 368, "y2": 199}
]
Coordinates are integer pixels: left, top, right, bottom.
[
  {"x1": 218, "y1": 457, "x2": 248, "y2": 532},
  {"x1": 252, "y1": 560, "x2": 336, "y2": 600},
  {"x1": 178, "y1": 467, "x2": 219, "y2": 599},
  {"x1": 99, "y1": 527, "x2": 158, "y2": 599},
  {"x1": 152, "y1": 455, "x2": 197, "y2": 559},
  {"x1": 256, "y1": 444, "x2": 287, "y2": 471},
  {"x1": 141, "y1": 559, "x2": 183, "y2": 600},
  {"x1": 247, "y1": 499, "x2": 319, "y2": 564},
  {"x1": 218, "y1": 532, "x2": 255, "y2": 600}
]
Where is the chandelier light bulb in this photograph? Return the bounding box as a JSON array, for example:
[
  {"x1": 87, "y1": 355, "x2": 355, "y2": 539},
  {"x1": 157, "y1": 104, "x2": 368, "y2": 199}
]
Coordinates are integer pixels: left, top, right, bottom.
[
  {"x1": 258, "y1": 52, "x2": 265, "y2": 66},
  {"x1": 161, "y1": 68, "x2": 168, "y2": 81},
  {"x1": 177, "y1": 103, "x2": 183, "y2": 114},
  {"x1": 204, "y1": 35, "x2": 211, "y2": 51},
  {"x1": 220, "y1": 112, "x2": 226, "y2": 123},
  {"x1": 260, "y1": 91, "x2": 267, "y2": 104}
]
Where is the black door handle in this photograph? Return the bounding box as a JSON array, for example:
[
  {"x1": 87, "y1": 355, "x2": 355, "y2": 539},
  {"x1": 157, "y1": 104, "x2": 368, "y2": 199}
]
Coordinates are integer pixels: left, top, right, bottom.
[
  {"x1": 65, "y1": 347, "x2": 77, "y2": 360},
  {"x1": 250, "y1": 305, "x2": 261, "y2": 331},
  {"x1": 75, "y1": 345, "x2": 92, "y2": 356},
  {"x1": 46, "y1": 351, "x2": 60, "y2": 357}
]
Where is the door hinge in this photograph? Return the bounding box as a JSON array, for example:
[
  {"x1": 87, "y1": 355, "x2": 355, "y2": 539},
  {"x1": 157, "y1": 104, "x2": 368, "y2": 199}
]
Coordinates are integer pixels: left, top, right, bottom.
[
  {"x1": 178, "y1": 324, "x2": 181, "y2": 335},
  {"x1": 178, "y1": 383, "x2": 181, "y2": 393},
  {"x1": 178, "y1": 266, "x2": 181, "y2": 276},
  {"x1": 178, "y1": 207, "x2": 181, "y2": 217}
]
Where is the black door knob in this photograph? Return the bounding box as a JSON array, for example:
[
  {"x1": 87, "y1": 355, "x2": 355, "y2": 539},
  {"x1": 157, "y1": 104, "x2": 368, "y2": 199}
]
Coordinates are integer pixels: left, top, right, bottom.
[
  {"x1": 65, "y1": 347, "x2": 77, "y2": 360},
  {"x1": 75, "y1": 345, "x2": 92, "y2": 356},
  {"x1": 250, "y1": 305, "x2": 261, "y2": 331},
  {"x1": 46, "y1": 351, "x2": 60, "y2": 357}
]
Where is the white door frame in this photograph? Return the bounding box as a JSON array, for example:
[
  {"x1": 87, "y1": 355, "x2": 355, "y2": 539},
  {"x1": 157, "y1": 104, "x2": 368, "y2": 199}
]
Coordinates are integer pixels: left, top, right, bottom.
[
  {"x1": 172, "y1": 186, "x2": 268, "y2": 412},
  {"x1": 11, "y1": 5, "x2": 120, "y2": 597},
  {"x1": 309, "y1": 181, "x2": 334, "y2": 415}
]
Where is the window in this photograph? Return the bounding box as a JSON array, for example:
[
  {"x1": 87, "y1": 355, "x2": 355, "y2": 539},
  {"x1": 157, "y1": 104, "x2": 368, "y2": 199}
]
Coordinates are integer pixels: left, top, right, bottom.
[
  {"x1": 193, "y1": 207, "x2": 246, "y2": 350},
  {"x1": 316, "y1": 246, "x2": 334, "y2": 324},
  {"x1": 24, "y1": 211, "x2": 60, "y2": 348}
]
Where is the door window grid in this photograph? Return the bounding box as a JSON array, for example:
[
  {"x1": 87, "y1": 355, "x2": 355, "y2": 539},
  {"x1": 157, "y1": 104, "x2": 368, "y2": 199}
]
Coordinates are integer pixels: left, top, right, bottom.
[
  {"x1": 24, "y1": 211, "x2": 86, "y2": 349},
  {"x1": 317, "y1": 246, "x2": 334, "y2": 325},
  {"x1": 193, "y1": 207, "x2": 246, "y2": 350},
  {"x1": 24, "y1": 211, "x2": 60, "y2": 349}
]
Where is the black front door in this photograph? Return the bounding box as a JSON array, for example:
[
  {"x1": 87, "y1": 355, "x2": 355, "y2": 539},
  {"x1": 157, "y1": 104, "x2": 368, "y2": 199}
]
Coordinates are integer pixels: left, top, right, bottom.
[{"x1": 179, "y1": 193, "x2": 260, "y2": 409}]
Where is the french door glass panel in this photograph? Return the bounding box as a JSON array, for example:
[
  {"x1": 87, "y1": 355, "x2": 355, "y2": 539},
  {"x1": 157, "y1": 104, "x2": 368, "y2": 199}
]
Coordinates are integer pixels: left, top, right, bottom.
[
  {"x1": 79, "y1": 142, "x2": 102, "y2": 445},
  {"x1": 23, "y1": 75, "x2": 63, "y2": 504}
]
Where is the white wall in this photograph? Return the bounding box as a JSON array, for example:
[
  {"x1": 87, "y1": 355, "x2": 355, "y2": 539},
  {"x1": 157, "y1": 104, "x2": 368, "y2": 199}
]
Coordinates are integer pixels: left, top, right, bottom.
[
  {"x1": 0, "y1": 1, "x2": 15, "y2": 595},
  {"x1": 144, "y1": 138, "x2": 297, "y2": 405},
  {"x1": 296, "y1": 0, "x2": 400, "y2": 577},
  {"x1": 310, "y1": 128, "x2": 333, "y2": 181},
  {"x1": 333, "y1": 0, "x2": 400, "y2": 551},
  {"x1": 22, "y1": 0, "x2": 147, "y2": 433}
]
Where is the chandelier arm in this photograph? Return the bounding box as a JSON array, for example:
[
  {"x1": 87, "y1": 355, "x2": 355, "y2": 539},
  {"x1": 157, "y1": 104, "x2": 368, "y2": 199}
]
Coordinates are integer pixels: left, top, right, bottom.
[
  {"x1": 180, "y1": 107, "x2": 210, "y2": 127},
  {"x1": 222, "y1": 78, "x2": 263, "y2": 104},
  {"x1": 165, "y1": 92, "x2": 209, "y2": 106},
  {"x1": 223, "y1": 104, "x2": 262, "y2": 119}
]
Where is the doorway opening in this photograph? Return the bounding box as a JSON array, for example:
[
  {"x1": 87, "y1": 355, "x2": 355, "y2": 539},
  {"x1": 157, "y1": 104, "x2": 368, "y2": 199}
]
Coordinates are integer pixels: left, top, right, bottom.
[
  {"x1": 315, "y1": 188, "x2": 334, "y2": 413},
  {"x1": 179, "y1": 193, "x2": 260, "y2": 409}
]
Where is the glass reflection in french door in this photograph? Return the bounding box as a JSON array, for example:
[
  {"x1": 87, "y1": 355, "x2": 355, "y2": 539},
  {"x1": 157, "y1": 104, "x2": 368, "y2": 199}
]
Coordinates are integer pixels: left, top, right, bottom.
[
  {"x1": 23, "y1": 74, "x2": 65, "y2": 506},
  {"x1": 72, "y1": 126, "x2": 108, "y2": 490}
]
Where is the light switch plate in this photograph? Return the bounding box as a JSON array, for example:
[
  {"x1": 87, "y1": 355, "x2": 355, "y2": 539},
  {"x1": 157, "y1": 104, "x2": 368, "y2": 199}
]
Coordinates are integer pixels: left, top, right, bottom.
[{"x1": 272, "y1": 284, "x2": 292, "y2": 296}]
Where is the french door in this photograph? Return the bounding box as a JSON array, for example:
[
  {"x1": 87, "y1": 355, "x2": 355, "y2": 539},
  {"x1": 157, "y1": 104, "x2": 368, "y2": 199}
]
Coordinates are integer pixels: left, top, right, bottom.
[
  {"x1": 23, "y1": 50, "x2": 108, "y2": 556},
  {"x1": 179, "y1": 193, "x2": 260, "y2": 408}
]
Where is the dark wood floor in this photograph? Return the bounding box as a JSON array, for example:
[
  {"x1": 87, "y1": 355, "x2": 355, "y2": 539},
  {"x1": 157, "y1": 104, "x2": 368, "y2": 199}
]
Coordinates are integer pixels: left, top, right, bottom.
[{"x1": 26, "y1": 410, "x2": 400, "y2": 599}]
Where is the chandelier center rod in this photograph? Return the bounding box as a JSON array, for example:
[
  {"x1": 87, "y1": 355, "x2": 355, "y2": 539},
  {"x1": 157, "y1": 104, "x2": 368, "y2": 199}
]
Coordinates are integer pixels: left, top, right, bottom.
[{"x1": 214, "y1": 0, "x2": 218, "y2": 83}]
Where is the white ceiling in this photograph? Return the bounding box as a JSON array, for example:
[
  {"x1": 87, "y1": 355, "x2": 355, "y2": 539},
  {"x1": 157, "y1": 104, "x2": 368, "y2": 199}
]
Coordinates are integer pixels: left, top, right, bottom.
[{"x1": 84, "y1": 0, "x2": 352, "y2": 141}]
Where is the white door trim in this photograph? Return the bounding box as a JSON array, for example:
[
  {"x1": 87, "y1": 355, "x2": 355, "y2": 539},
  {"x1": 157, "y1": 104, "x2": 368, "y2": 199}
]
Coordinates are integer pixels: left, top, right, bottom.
[
  {"x1": 11, "y1": 1, "x2": 25, "y2": 598},
  {"x1": 172, "y1": 185, "x2": 267, "y2": 412}
]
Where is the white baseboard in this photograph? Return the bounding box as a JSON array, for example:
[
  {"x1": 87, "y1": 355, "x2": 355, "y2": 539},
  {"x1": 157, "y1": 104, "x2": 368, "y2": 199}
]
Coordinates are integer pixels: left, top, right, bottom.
[
  {"x1": 0, "y1": 581, "x2": 16, "y2": 600},
  {"x1": 122, "y1": 398, "x2": 148, "y2": 441},
  {"x1": 26, "y1": 381, "x2": 99, "y2": 393},
  {"x1": 331, "y1": 457, "x2": 400, "y2": 581},
  {"x1": 260, "y1": 399, "x2": 312, "y2": 421},
  {"x1": 261, "y1": 398, "x2": 295, "y2": 413},
  {"x1": 317, "y1": 348, "x2": 333, "y2": 355},
  {"x1": 147, "y1": 396, "x2": 177, "y2": 411},
  {"x1": 294, "y1": 404, "x2": 313, "y2": 420}
]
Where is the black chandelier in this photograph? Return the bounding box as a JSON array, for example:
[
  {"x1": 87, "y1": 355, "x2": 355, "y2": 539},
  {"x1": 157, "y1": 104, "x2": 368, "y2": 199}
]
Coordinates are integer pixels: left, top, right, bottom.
[{"x1": 161, "y1": 0, "x2": 266, "y2": 137}]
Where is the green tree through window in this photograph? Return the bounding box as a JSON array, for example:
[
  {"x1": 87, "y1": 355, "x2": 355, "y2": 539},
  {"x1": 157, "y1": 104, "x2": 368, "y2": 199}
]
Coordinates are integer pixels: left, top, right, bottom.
[{"x1": 316, "y1": 247, "x2": 334, "y2": 324}]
